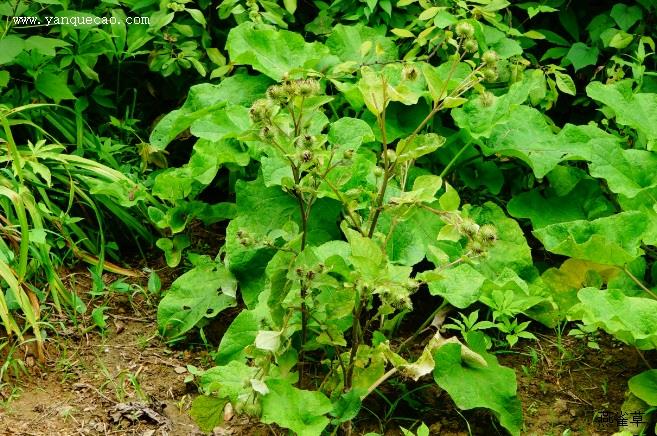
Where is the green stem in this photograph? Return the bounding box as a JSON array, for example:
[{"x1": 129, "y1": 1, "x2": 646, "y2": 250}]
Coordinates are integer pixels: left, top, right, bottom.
[
  {"x1": 397, "y1": 301, "x2": 450, "y2": 353},
  {"x1": 345, "y1": 294, "x2": 364, "y2": 390},
  {"x1": 439, "y1": 140, "x2": 472, "y2": 178},
  {"x1": 624, "y1": 266, "x2": 657, "y2": 300},
  {"x1": 367, "y1": 82, "x2": 391, "y2": 237},
  {"x1": 361, "y1": 368, "x2": 398, "y2": 400},
  {"x1": 317, "y1": 172, "x2": 364, "y2": 233},
  {"x1": 2, "y1": 115, "x2": 24, "y2": 184}
]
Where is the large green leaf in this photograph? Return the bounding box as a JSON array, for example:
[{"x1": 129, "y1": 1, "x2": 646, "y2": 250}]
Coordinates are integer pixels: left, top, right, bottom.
[
  {"x1": 199, "y1": 360, "x2": 258, "y2": 403},
  {"x1": 481, "y1": 24, "x2": 523, "y2": 59},
  {"x1": 327, "y1": 117, "x2": 374, "y2": 153},
  {"x1": 610, "y1": 3, "x2": 643, "y2": 30},
  {"x1": 433, "y1": 332, "x2": 523, "y2": 436},
  {"x1": 214, "y1": 309, "x2": 260, "y2": 365},
  {"x1": 451, "y1": 80, "x2": 531, "y2": 139},
  {"x1": 35, "y1": 71, "x2": 76, "y2": 102},
  {"x1": 152, "y1": 139, "x2": 250, "y2": 201},
  {"x1": 427, "y1": 264, "x2": 487, "y2": 308},
  {"x1": 395, "y1": 133, "x2": 446, "y2": 163},
  {"x1": 261, "y1": 379, "x2": 333, "y2": 436},
  {"x1": 483, "y1": 106, "x2": 613, "y2": 178},
  {"x1": 190, "y1": 396, "x2": 228, "y2": 432},
  {"x1": 227, "y1": 22, "x2": 330, "y2": 80},
  {"x1": 25, "y1": 36, "x2": 69, "y2": 57},
  {"x1": 566, "y1": 43, "x2": 598, "y2": 71},
  {"x1": 572, "y1": 288, "x2": 657, "y2": 350},
  {"x1": 381, "y1": 206, "x2": 446, "y2": 266},
  {"x1": 157, "y1": 262, "x2": 237, "y2": 339},
  {"x1": 508, "y1": 176, "x2": 615, "y2": 228},
  {"x1": 587, "y1": 81, "x2": 657, "y2": 149},
  {"x1": 326, "y1": 24, "x2": 397, "y2": 64},
  {"x1": 189, "y1": 105, "x2": 251, "y2": 142},
  {"x1": 149, "y1": 73, "x2": 270, "y2": 149},
  {"x1": 629, "y1": 370, "x2": 657, "y2": 406},
  {"x1": 0, "y1": 35, "x2": 25, "y2": 64},
  {"x1": 588, "y1": 147, "x2": 657, "y2": 198},
  {"x1": 188, "y1": 139, "x2": 250, "y2": 185},
  {"x1": 225, "y1": 176, "x2": 340, "y2": 307},
  {"x1": 533, "y1": 211, "x2": 657, "y2": 266},
  {"x1": 538, "y1": 259, "x2": 622, "y2": 325},
  {"x1": 468, "y1": 202, "x2": 535, "y2": 278}
]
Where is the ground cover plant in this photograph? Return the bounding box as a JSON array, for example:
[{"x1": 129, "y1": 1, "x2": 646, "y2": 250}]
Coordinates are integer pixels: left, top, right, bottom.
[{"x1": 2, "y1": 0, "x2": 657, "y2": 435}]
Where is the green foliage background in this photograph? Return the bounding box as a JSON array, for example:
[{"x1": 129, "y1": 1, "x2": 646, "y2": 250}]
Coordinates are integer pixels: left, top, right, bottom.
[{"x1": 2, "y1": 0, "x2": 657, "y2": 434}]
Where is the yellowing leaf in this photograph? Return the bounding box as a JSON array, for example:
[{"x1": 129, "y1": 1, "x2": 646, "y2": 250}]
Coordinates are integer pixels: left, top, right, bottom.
[
  {"x1": 523, "y1": 30, "x2": 545, "y2": 39},
  {"x1": 391, "y1": 28, "x2": 415, "y2": 38},
  {"x1": 441, "y1": 96, "x2": 467, "y2": 109},
  {"x1": 419, "y1": 7, "x2": 440, "y2": 20}
]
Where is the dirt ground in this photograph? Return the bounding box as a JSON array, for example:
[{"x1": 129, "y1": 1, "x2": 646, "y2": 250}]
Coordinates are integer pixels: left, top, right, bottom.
[{"x1": 1, "y1": 271, "x2": 654, "y2": 435}]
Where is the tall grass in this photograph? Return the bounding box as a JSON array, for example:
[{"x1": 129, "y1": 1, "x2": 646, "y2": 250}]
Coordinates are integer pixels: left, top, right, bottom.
[{"x1": 0, "y1": 104, "x2": 159, "y2": 359}]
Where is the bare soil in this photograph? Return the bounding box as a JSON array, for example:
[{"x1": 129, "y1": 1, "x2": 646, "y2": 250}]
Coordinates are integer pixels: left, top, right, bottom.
[{"x1": 1, "y1": 270, "x2": 654, "y2": 435}]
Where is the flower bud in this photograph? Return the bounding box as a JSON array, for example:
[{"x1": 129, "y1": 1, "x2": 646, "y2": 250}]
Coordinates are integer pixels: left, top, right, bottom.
[
  {"x1": 266, "y1": 85, "x2": 287, "y2": 103},
  {"x1": 482, "y1": 67, "x2": 498, "y2": 82},
  {"x1": 464, "y1": 39, "x2": 479, "y2": 53},
  {"x1": 384, "y1": 149, "x2": 397, "y2": 163},
  {"x1": 259, "y1": 126, "x2": 275, "y2": 142},
  {"x1": 402, "y1": 64, "x2": 419, "y2": 81},
  {"x1": 467, "y1": 240, "x2": 486, "y2": 255},
  {"x1": 373, "y1": 167, "x2": 384, "y2": 177},
  {"x1": 455, "y1": 22, "x2": 475, "y2": 38},
  {"x1": 478, "y1": 90, "x2": 495, "y2": 107},
  {"x1": 295, "y1": 134, "x2": 315, "y2": 148},
  {"x1": 478, "y1": 224, "x2": 497, "y2": 245},
  {"x1": 482, "y1": 50, "x2": 498, "y2": 66},
  {"x1": 300, "y1": 150, "x2": 313, "y2": 163},
  {"x1": 298, "y1": 78, "x2": 320, "y2": 97},
  {"x1": 460, "y1": 218, "x2": 479, "y2": 237},
  {"x1": 249, "y1": 99, "x2": 275, "y2": 124},
  {"x1": 283, "y1": 80, "x2": 300, "y2": 97}
]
